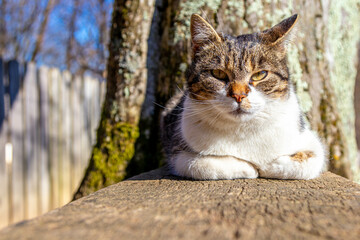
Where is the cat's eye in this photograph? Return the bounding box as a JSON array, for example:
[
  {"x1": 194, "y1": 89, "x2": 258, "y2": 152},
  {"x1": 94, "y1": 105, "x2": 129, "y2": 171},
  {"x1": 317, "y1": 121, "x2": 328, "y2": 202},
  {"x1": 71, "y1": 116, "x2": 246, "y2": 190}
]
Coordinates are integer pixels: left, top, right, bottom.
[
  {"x1": 251, "y1": 70, "x2": 268, "y2": 81},
  {"x1": 211, "y1": 69, "x2": 228, "y2": 81}
]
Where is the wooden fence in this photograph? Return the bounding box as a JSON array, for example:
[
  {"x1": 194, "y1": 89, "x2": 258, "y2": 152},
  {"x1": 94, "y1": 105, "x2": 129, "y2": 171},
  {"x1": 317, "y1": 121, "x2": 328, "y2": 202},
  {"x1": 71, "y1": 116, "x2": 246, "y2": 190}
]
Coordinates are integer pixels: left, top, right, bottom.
[{"x1": 0, "y1": 59, "x2": 106, "y2": 228}]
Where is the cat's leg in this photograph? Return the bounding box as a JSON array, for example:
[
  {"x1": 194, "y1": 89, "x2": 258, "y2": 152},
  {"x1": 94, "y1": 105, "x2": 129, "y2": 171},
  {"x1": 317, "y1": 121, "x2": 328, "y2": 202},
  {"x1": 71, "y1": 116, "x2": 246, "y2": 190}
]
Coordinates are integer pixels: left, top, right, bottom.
[
  {"x1": 171, "y1": 152, "x2": 258, "y2": 180},
  {"x1": 259, "y1": 131, "x2": 327, "y2": 180}
]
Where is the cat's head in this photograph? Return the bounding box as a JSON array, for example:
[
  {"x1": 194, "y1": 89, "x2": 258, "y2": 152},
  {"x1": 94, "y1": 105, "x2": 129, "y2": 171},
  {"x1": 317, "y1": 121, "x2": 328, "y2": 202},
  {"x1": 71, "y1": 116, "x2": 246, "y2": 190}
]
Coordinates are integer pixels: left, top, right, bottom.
[{"x1": 187, "y1": 14, "x2": 298, "y2": 120}]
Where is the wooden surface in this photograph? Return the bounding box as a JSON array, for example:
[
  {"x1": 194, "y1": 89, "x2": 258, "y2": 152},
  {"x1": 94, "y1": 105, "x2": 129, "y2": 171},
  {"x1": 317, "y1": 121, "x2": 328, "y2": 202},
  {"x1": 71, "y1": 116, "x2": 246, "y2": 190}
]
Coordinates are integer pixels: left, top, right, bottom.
[{"x1": 1, "y1": 168, "x2": 359, "y2": 240}]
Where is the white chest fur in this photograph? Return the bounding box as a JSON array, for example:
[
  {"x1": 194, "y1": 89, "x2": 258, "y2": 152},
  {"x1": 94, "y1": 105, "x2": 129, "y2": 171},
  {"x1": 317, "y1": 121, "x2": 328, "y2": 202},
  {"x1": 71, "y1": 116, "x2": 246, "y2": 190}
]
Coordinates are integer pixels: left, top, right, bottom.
[{"x1": 181, "y1": 92, "x2": 302, "y2": 165}]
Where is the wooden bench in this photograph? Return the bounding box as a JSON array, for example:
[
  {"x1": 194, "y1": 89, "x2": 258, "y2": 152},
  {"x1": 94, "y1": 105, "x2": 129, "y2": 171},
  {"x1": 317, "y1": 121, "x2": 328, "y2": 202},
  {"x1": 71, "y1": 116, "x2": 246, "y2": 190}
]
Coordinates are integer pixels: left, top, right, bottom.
[{"x1": 1, "y1": 167, "x2": 359, "y2": 239}]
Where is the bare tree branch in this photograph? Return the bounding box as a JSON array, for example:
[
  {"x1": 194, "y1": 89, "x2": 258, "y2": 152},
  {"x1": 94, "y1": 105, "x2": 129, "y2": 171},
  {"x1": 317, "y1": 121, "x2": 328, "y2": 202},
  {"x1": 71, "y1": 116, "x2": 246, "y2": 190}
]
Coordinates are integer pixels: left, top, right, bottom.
[{"x1": 31, "y1": 0, "x2": 55, "y2": 61}]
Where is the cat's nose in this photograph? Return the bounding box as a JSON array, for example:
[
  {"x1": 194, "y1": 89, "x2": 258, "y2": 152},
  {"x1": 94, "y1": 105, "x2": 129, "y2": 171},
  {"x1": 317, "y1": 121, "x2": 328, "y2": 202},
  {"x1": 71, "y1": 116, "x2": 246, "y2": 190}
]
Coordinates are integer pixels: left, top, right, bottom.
[
  {"x1": 231, "y1": 93, "x2": 247, "y2": 103},
  {"x1": 228, "y1": 82, "x2": 250, "y2": 103}
]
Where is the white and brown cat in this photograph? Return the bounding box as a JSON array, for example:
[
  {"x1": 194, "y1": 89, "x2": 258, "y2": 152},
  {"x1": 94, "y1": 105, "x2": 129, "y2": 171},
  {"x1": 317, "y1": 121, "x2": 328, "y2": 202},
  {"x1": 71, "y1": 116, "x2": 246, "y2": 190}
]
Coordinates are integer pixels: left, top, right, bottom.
[{"x1": 161, "y1": 14, "x2": 327, "y2": 180}]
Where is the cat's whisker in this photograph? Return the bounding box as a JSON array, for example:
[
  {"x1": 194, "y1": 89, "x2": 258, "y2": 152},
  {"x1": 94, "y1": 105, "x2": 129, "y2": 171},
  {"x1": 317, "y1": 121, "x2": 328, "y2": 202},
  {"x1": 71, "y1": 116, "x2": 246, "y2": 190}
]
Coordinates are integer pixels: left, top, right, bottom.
[
  {"x1": 182, "y1": 109, "x2": 214, "y2": 120},
  {"x1": 207, "y1": 110, "x2": 223, "y2": 127},
  {"x1": 153, "y1": 101, "x2": 167, "y2": 109},
  {"x1": 154, "y1": 99, "x2": 209, "y2": 113},
  {"x1": 168, "y1": 107, "x2": 214, "y2": 117},
  {"x1": 165, "y1": 105, "x2": 218, "y2": 127},
  {"x1": 186, "y1": 93, "x2": 220, "y2": 104},
  {"x1": 182, "y1": 111, "x2": 217, "y2": 122},
  {"x1": 176, "y1": 85, "x2": 185, "y2": 93}
]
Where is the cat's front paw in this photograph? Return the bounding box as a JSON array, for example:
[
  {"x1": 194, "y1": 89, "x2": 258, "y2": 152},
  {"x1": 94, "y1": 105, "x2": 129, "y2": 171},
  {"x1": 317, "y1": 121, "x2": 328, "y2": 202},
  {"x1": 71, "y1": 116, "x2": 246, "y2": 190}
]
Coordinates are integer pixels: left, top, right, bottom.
[
  {"x1": 259, "y1": 151, "x2": 325, "y2": 180},
  {"x1": 191, "y1": 158, "x2": 259, "y2": 180},
  {"x1": 260, "y1": 156, "x2": 293, "y2": 179},
  {"x1": 173, "y1": 152, "x2": 258, "y2": 180}
]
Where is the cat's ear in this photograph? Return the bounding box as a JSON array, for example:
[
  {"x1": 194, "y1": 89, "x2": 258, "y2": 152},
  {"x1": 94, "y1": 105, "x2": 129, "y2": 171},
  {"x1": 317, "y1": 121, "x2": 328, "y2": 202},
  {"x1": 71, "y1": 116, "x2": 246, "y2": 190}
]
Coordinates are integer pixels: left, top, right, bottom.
[
  {"x1": 190, "y1": 14, "x2": 222, "y2": 53},
  {"x1": 260, "y1": 14, "x2": 298, "y2": 47}
]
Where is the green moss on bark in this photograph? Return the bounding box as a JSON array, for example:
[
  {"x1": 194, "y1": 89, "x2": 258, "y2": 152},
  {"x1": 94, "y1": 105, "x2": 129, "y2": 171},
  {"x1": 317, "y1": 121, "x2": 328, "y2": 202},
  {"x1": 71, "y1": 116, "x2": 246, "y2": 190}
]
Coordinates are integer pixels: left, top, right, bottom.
[
  {"x1": 90, "y1": 121, "x2": 139, "y2": 188},
  {"x1": 73, "y1": 118, "x2": 139, "y2": 199}
]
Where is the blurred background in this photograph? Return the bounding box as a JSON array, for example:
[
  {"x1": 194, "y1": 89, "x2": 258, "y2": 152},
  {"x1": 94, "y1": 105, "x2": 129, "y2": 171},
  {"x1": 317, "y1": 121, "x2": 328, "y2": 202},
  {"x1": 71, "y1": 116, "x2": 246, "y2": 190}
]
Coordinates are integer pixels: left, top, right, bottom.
[
  {"x1": 1, "y1": 0, "x2": 360, "y2": 229},
  {"x1": 0, "y1": 0, "x2": 112, "y2": 228}
]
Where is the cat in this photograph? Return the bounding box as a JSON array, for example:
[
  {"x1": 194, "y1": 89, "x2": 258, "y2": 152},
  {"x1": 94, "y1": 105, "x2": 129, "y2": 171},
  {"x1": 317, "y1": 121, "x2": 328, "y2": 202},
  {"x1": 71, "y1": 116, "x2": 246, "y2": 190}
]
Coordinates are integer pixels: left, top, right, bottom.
[{"x1": 161, "y1": 14, "x2": 327, "y2": 180}]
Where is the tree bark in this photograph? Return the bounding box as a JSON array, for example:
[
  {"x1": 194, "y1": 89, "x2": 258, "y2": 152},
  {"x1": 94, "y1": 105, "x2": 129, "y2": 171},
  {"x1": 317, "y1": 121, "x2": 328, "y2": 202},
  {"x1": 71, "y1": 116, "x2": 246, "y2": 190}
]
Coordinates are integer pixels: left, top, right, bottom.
[
  {"x1": 131, "y1": 0, "x2": 359, "y2": 180},
  {"x1": 73, "y1": 0, "x2": 155, "y2": 199},
  {"x1": 355, "y1": 43, "x2": 360, "y2": 171},
  {"x1": 126, "y1": 0, "x2": 166, "y2": 177}
]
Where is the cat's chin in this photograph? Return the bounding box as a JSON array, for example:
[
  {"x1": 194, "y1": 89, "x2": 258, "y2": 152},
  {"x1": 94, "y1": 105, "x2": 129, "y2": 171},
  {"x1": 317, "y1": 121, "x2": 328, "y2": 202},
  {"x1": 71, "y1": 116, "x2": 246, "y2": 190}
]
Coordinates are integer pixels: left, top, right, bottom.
[
  {"x1": 230, "y1": 108, "x2": 250, "y2": 115},
  {"x1": 228, "y1": 107, "x2": 256, "y2": 121}
]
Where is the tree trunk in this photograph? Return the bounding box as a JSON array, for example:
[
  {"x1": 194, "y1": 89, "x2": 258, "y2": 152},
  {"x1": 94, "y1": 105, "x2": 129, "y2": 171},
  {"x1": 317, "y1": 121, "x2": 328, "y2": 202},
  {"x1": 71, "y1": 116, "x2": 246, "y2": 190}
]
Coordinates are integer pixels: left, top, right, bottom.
[
  {"x1": 73, "y1": 0, "x2": 155, "y2": 200},
  {"x1": 355, "y1": 43, "x2": 360, "y2": 174},
  {"x1": 131, "y1": 0, "x2": 360, "y2": 180},
  {"x1": 126, "y1": 0, "x2": 166, "y2": 177}
]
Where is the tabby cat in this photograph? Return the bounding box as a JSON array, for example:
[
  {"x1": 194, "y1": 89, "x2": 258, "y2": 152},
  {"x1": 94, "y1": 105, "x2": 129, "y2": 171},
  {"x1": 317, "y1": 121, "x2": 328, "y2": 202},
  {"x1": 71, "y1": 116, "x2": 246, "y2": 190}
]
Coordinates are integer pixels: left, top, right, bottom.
[{"x1": 161, "y1": 14, "x2": 327, "y2": 180}]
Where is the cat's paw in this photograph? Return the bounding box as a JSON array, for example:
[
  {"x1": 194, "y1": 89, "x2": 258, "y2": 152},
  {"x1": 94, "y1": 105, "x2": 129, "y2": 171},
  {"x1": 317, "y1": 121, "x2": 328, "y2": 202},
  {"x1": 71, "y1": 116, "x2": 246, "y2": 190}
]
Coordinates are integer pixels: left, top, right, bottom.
[
  {"x1": 259, "y1": 152, "x2": 325, "y2": 180},
  {"x1": 259, "y1": 156, "x2": 288, "y2": 179},
  {"x1": 173, "y1": 153, "x2": 258, "y2": 180}
]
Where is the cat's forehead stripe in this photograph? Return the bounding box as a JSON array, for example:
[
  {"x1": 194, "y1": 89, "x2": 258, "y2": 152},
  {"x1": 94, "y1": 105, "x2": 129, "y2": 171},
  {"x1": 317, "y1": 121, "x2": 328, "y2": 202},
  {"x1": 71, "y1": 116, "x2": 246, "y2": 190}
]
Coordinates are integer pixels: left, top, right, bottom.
[{"x1": 222, "y1": 37, "x2": 260, "y2": 72}]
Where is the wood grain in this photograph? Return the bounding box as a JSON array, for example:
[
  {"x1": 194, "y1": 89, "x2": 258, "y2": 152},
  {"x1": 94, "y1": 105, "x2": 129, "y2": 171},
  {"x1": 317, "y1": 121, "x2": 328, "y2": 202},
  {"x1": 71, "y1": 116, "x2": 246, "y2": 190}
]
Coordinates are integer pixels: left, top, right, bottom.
[{"x1": 1, "y1": 168, "x2": 360, "y2": 239}]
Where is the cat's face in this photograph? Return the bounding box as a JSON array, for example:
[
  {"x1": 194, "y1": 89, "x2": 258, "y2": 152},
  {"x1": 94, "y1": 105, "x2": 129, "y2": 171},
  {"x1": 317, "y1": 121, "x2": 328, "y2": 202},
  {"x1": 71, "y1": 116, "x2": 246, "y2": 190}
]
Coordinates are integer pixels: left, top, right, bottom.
[{"x1": 187, "y1": 14, "x2": 297, "y2": 120}]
